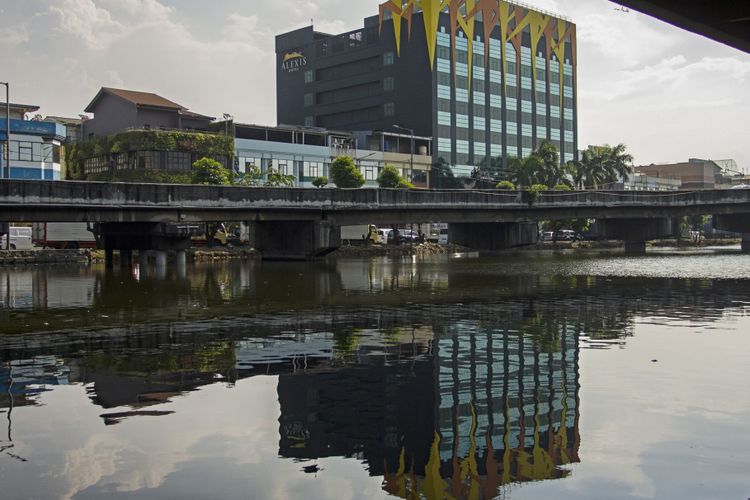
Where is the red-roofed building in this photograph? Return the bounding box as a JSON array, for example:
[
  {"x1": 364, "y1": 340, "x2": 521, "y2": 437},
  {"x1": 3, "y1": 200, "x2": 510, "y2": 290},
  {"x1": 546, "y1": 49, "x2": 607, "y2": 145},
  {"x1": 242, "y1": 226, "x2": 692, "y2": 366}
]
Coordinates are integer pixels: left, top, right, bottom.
[{"x1": 82, "y1": 87, "x2": 214, "y2": 138}]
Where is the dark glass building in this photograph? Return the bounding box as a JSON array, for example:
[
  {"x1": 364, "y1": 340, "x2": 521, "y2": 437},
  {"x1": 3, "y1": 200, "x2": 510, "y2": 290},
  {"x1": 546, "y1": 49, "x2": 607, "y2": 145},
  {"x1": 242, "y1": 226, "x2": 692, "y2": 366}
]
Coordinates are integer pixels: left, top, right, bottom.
[{"x1": 276, "y1": 1, "x2": 578, "y2": 179}]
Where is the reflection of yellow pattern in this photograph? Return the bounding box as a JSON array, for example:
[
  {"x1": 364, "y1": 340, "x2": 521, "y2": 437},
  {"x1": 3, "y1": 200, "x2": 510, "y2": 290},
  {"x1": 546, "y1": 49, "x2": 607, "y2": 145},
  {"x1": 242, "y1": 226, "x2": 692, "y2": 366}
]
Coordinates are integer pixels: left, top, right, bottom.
[{"x1": 378, "y1": 0, "x2": 576, "y2": 95}]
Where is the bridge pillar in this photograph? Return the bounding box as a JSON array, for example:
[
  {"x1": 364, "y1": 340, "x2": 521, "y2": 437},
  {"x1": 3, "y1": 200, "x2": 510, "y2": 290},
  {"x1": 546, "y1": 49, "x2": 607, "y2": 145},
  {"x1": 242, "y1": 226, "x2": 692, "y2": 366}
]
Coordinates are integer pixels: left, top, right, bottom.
[
  {"x1": 155, "y1": 251, "x2": 167, "y2": 279},
  {"x1": 596, "y1": 218, "x2": 675, "y2": 254},
  {"x1": 105, "y1": 245, "x2": 114, "y2": 270},
  {"x1": 119, "y1": 249, "x2": 132, "y2": 268},
  {"x1": 447, "y1": 222, "x2": 538, "y2": 251},
  {"x1": 624, "y1": 240, "x2": 647, "y2": 254},
  {"x1": 138, "y1": 251, "x2": 149, "y2": 270},
  {"x1": 247, "y1": 220, "x2": 341, "y2": 259},
  {"x1": 714, "y1": 214, "x2": 750, "y2": 253},
  {"x1": 175, "y1": 250, "x2": 187, "y2": 278},
  {"x1": 742, "y1": 234, "x2": 750, "y2": 253}
]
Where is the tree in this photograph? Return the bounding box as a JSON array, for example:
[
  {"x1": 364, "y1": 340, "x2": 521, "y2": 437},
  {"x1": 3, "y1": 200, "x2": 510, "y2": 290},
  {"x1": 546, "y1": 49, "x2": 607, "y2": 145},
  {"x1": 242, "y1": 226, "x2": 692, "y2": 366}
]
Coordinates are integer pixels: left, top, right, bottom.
[
  {"x1": 377, "y1": 164, "x2": 413, "y2": 189},
  {"x1": 432, "y1": 157, "x2": 463, "y2": 189},
  {"x1": 569, "y1": 144, "x2": 634, "y2": 189},
  {"x1": 192, "y1": 157, "x2": 232, "y2": 185},
  {"x1": 496, "y1": 180, "x2": 515, "y2": 190},
  {"x1": 312, "y1": 176, "x2": 328, "y2": 188},
  {"x1": 234, "y1": 164, "x2": 263, "y2": 186},
  {"x1": 265, "y1": 166, "x2": 295, "y2": 187},
  {"x1": 330, "y1": 156, "x2": 365, "y2": 188}
]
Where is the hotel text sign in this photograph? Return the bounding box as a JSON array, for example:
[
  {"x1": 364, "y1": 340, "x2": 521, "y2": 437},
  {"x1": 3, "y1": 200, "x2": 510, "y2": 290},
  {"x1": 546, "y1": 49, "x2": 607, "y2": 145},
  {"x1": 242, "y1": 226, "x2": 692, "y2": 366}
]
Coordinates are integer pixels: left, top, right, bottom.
[{"x1": 281, "y1": 52, "x2": 307, "y2": 73}]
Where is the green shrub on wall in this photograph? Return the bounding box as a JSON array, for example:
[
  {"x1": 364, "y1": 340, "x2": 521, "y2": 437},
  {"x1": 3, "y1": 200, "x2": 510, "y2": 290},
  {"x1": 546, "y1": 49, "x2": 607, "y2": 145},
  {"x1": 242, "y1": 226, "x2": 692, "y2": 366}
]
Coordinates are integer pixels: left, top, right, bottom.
[
  {"x1": 87, "y1": 170, "x2": 194, "y2": 184},
  {"x1": 68, "y1": 130, "x2": 234, "y2": 180}
]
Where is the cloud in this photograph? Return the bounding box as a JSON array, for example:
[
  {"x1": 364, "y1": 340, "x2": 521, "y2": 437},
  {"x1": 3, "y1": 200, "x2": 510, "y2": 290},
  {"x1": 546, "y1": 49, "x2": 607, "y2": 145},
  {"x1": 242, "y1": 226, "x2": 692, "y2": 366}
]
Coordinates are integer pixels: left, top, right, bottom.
[
  {"x1": 49, "y1": 0, "x2": 126, "y2": 50},
  {"x1": 0, "y1": 25, "x2": 30, "y2": 48}
]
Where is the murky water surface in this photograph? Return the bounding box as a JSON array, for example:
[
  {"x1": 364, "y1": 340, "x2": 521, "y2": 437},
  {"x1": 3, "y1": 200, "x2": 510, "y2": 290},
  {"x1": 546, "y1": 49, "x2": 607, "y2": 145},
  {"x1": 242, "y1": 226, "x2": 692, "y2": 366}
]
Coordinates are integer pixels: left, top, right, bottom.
[{"x1": 1, "y1": 250, "x2": 750, "y2": 499}]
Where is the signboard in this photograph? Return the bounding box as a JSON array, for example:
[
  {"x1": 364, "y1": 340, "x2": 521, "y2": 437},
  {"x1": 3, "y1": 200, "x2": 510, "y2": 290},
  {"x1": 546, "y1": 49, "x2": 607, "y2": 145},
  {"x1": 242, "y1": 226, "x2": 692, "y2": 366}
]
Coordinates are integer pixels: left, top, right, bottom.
[
  {"x1": 281, "y1": 51, "x2": 307, "y2": 73},
  {"x1": 0, "y1": 119, "x2": 65, "y2": 139}
]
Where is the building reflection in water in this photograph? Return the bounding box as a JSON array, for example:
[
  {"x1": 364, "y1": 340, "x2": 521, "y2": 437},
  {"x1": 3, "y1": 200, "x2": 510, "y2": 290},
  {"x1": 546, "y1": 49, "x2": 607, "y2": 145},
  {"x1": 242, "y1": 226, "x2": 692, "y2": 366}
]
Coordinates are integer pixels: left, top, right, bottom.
[
  {"x1": 276, "y1": 319, "x2": 580, "y2": 499},
  {"x1": 3, "y1": 259, "x2": 750, "y2": 496}
]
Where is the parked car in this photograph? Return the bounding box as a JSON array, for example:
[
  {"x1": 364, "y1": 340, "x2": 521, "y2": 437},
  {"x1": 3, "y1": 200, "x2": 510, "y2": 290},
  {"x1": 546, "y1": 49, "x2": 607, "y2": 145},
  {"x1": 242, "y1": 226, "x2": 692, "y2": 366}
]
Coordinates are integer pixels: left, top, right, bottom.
[
  {"x1": 556, "y1": 229, "x2": 579, "y2": 241},
  {"x1": 387, "y1": 229, "x2": 421, "y2": 244}
]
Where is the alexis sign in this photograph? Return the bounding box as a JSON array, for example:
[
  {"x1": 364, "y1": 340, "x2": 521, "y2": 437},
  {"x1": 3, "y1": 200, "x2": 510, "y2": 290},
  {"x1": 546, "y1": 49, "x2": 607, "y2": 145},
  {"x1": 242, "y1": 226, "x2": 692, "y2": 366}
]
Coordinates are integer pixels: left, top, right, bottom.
[{"x1": 281, "y1": 51, "x2": 307, "y2": 73}]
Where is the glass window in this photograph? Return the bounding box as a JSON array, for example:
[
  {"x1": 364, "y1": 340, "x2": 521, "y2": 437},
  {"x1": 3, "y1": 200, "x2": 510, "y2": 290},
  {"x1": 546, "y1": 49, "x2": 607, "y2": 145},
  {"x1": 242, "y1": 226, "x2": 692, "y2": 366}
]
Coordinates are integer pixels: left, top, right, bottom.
[
  {"x1": 19, "y1": 142, "x2": 33, "y2": 161},
  {"x1": 438, "y1": 98, "x2": 451, "y2": 112},
  {"x1": 384, "y1": 77, "x2": 394, "y2": 91},
  {"x1": 304, "y1": 93, "x2": 314, "y2": 107},
  {"x1": 304, "y1": 161, "x2": 322, "y2": 177},
  {"x1": 437, "y1": 72, "x2": 451, "y2": 86},
  {"x1": 384, "y1": 52, "x2": 394, "y2": 66},
  {"x1": 304, "y1": 116, "x2": 314, "y2": 127},
  {"x1": 304, "y1": 70, "x2": 314, "y2": 83},
  {"x1": 384, "y1": 102, "x2": 395, "y2": 117}
]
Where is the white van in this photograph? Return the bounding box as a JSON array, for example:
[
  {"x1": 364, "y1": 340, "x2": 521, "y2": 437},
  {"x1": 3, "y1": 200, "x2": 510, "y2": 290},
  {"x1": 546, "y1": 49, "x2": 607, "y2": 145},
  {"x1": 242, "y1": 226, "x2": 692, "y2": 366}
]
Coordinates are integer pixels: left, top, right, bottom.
[{"x1": 1, "y1": 226, "x2": 34, "y2": 250}]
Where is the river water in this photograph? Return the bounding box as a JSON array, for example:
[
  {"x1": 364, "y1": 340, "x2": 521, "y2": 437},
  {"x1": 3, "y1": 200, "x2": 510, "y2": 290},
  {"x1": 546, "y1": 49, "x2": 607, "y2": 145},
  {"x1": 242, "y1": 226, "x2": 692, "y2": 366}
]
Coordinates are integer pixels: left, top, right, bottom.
[{"x1": 1, "y1": 249, "x2": 749, "y2": 499}]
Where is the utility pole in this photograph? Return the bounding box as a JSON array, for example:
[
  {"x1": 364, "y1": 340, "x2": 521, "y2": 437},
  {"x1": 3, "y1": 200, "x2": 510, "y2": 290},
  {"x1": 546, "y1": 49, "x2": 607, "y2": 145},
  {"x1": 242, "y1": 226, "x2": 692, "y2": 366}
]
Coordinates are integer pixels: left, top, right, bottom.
[
  {"x1": 1, "y1": 82, "x2": 8, "y2": 179},
  {"x1": 392, "y1": 124, "x2": 414, "y2": 182},
  {"x1": 1, "y1": 82, "x2": 9, "y2": 250}
]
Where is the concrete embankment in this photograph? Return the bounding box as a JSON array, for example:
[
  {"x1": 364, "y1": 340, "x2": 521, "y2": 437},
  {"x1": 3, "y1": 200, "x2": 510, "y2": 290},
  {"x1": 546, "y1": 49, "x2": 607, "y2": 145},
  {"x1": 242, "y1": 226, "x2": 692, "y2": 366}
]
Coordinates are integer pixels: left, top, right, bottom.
[
  {"x1": 0, "y1": 249, "x2": 96, "y2": 265},
  {"x1": 328, "y1": 242, "x2": 470, "y2": 258}
]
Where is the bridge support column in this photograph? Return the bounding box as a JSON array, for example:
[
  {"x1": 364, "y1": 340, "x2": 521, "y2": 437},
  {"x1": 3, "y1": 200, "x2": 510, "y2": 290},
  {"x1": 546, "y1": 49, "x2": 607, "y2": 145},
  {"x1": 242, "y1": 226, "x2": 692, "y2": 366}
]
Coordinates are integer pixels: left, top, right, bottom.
[
  {"x1": 175, "y1": 250, "x2": 187, "y2": 279},
  {"x1": 624, "y1": 240, "x2": 647, "y2": 254},
  {"x1": 742, "y1": 234, "x2": 750, "y2": 253},
  {"x1": 138, "y1": 251, "x2": 149, "y2": 269},
  {"x1": 119, "y1": 249, "x2": 132, "y2": 268},
  {"x1": 714, "y1": 215, "x2": 750, "y2": 252},
  {"x1": 155, "y1": 251, "x2": 167, "y2": 279},
  {"x1": 105, "y1": 246, "x2": 114, "y2": 270},
  {"x1": 247, "y1": 220, "x2": 341, "y2": 259},
  {"x1": 447, "y1": 222, "x2": 538, "y2": 251},
  {"x1": 596, "y1": 218, "x2": 675, "y2": 254}
]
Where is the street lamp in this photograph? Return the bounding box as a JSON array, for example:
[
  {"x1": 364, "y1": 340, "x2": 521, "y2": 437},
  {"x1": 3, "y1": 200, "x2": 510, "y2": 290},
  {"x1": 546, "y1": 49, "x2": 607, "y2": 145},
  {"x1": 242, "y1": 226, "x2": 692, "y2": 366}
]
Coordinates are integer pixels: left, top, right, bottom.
[
  {"x1": 392, "y1": 125, "x2": 414, "y2": 182},
  {"x1": 222, "y1": 113, "x2": 233, "y2": 136},
  {"x1": 1, "y1": 82, "x2": 9, "y2": 179}
]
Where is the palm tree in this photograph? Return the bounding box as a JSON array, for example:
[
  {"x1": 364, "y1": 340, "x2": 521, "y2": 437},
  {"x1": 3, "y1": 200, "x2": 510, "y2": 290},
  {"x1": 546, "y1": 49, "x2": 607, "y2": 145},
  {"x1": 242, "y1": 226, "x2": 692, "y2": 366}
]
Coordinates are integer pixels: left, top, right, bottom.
[{"x1": 605, "y1": 143, "x2": 634, "y2": 183}]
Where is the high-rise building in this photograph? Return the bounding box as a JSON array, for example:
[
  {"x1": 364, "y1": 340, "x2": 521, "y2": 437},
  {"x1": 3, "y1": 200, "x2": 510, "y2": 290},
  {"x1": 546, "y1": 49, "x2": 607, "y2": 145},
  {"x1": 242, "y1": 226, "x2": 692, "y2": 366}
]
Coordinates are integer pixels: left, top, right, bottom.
[{"x1": 276, "y1": 1, "x2": 578, "y2": 180}]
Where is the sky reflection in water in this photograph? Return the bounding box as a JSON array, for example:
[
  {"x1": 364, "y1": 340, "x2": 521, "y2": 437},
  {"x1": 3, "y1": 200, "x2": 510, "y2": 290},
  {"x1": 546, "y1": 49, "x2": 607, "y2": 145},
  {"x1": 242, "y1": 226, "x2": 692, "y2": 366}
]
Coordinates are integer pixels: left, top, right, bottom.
[{"x1": 1, "y1": 251, "x2": 750, "y2": 499}]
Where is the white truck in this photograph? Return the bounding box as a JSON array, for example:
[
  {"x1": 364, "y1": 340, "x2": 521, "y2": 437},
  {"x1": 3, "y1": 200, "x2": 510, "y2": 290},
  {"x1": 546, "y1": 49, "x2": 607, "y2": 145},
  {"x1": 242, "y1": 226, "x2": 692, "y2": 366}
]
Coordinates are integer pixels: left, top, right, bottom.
[
  {"x1": 341, "y1": 225, "x2": 377, "y2": 245},
  {"x1": 32, "y1": 223, "x2": 97, "y2": 249}
]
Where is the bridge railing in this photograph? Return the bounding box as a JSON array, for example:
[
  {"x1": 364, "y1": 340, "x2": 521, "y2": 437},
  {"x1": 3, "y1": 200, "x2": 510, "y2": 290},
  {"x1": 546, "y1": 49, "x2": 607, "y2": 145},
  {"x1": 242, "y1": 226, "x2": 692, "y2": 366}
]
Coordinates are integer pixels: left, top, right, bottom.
[{"x1": 1, "y1": 179, "x2": 750, "y2": 211}]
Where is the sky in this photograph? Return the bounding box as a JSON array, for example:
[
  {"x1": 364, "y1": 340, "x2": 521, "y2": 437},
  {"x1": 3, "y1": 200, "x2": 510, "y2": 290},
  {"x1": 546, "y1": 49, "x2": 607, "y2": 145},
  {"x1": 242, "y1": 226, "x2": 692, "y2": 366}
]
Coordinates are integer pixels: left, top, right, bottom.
[{"x1": 1, "y1": 0, "x2": 749, "y2": 169}]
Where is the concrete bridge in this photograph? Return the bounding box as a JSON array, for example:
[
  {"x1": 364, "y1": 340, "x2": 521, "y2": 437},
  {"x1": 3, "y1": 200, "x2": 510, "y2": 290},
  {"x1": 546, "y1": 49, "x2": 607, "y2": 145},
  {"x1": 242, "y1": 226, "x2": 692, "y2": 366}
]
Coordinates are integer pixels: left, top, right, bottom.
[{"x1": 2, "y1": 179, "x2": 750, "y2": 258}]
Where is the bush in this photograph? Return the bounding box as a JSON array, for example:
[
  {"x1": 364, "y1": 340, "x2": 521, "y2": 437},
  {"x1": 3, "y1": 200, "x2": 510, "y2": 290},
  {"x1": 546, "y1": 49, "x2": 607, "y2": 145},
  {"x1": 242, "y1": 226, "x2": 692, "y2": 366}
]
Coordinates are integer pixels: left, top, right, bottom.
[
  {"x1": 553, "y1": 184, "x2": 572, "y2": 191},
  {"x1": 330, "y1": 156, "x2": 365, "y2": 188},
  {"x1": 312, "y1": 176, "x2": 329, "y2": 188},
  {"x1": 397, "y1": 179, "x2": 415, "y2": 189},
  {"x1": 528, "y1": 184, "x2": 549, "y2": 202},
  {"x1": 496, "y1": 180, "x2": 515, "y2": 190},
  {"x1": 192, "y1": 157, "x2": 232, "y2": 185}
]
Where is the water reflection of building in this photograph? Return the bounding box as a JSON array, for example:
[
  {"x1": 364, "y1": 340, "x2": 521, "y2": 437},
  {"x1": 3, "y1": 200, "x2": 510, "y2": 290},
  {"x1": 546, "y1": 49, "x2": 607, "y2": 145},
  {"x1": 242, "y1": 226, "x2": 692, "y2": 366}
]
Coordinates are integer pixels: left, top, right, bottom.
[{"x1": 277, "y1": 320, "x2": 580, "y2": 499}]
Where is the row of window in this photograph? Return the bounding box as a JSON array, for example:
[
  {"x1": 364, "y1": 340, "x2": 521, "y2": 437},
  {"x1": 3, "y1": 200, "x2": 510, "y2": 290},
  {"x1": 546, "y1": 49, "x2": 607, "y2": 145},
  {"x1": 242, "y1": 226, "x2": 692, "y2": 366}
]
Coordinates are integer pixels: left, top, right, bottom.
[
  {"x1": 6, "y1": 141, "x2": 61, "y2": 163},
  {"x1": 82, "y1": 151, "x2": 228, "y2": 175},
  {"x1": 241, "y1": 157, "x2": 423, "y2": 182},
  {"x1": 304, "y1": 77, "x2": 395, "y2": 106}
]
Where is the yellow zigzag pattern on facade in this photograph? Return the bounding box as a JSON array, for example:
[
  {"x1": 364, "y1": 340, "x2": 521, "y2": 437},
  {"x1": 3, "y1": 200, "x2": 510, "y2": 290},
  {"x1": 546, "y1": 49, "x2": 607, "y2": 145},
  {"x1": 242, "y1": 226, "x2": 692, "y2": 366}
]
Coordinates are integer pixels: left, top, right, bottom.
[{"x1": 378, "y1": 0, "x2": 576, "y2": 101}]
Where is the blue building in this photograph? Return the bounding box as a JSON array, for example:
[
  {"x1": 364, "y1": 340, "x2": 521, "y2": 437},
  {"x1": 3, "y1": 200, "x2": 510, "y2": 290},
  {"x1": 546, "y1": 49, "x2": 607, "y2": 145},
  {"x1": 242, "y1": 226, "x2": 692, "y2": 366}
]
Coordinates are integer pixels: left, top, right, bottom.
[{"x1": 0, "y1": 102, "x2": 66, "y2": 180}]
